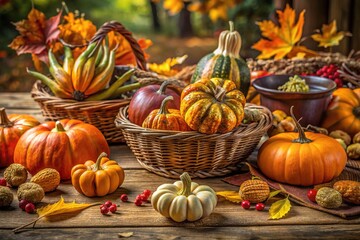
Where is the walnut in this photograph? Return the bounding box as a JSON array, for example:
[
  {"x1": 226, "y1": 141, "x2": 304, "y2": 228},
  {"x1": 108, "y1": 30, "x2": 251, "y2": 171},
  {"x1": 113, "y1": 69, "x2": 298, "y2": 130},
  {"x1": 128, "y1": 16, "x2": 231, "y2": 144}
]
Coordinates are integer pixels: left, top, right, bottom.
[
  {"x1": 315, "y1": 187, "x2": 342, "y2": 209},
  {"x1": 4, "y1": 163, "x2": 28, "y2": 187}
]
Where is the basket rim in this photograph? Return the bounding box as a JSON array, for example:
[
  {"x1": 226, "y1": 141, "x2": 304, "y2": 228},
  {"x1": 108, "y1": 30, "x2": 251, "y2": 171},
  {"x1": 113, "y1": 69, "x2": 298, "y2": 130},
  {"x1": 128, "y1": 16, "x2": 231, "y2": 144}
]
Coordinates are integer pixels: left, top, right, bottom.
[
  {"x1": 115, "y1": 104, "x2": 273, "y2": 141},
  {"x1": 31, "y1": 81, "x2": 131, "y2": 110}
]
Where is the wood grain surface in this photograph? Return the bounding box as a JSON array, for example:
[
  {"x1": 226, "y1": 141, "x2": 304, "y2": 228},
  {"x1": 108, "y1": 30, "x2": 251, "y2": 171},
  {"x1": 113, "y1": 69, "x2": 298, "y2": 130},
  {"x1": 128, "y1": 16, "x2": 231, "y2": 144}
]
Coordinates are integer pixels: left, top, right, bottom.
[{"x1": 0, "y1": 93, "x2": 359, "y2": 239}]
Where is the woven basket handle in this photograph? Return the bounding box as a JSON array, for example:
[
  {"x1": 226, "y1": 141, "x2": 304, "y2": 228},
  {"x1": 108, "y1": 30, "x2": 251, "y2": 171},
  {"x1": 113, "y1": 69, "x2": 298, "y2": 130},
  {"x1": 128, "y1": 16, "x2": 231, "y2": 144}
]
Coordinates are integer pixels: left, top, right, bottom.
[{"x1": 90, "y1": 21, "x2": 147, "y2": 70}]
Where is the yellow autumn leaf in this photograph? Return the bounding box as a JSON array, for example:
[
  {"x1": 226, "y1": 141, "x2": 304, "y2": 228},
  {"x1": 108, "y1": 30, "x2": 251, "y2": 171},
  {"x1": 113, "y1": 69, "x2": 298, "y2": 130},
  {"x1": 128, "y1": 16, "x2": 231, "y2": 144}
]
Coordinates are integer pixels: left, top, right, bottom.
[
  {"x1": 188, "y1": 0, "x2": 241, "y2": 22},
  {"x1": 311, "y1": 20, "x2": 350, "y2": 48},
  {"x1": 148, "y1": 55, "x2": 188, "y2": 77},
  {"x1": 13, "y1": 196, "x2": 99, "y2": 233},
  {"x1": 268, "y1": 197, "x2": 292, "y2": 220},
  {"x1": 163, "y1": 0, "x2": 185, "y2": 15},
  {"x1": 216, "y1": 191, "x2": 242, "y2": 203},
  {"x1": 252, "y1": 4, "x2": 317, "y2": 60}
]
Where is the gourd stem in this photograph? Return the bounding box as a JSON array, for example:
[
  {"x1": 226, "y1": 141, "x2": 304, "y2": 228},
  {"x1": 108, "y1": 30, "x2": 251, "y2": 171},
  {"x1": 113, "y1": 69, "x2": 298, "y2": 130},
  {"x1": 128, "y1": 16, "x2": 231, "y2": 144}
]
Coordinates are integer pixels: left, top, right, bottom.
[
  {"x1": 0, "y1": 108, "x2": 13, "y2": 127},
  {"x1": 179, "y1": 172, "x2": 192, "y2": 197},
  {"x1": 158, "y1": 96, "x2": 173, "y2": 115},
  {"x1": 215, "y1": 86, "x2": 226, "y2": 102},
  {"x1": 54, "y1": 121, "x2": 66, "y2": 132},
  {"x1": 353, "y1": 106, "x2": 360, "y2": 118},
  {"x1": 94, "y1": 152, "x2": 107, "y2": 171},
  {"x1": 157, "y1": 81, "x2": 170, "y2": 95},
  {"x1": 290, "y1": 106, "x2": 313, "y2": 144},
  {"x1": 229, "y1": 21, "x2": 234, "y2": 32}
]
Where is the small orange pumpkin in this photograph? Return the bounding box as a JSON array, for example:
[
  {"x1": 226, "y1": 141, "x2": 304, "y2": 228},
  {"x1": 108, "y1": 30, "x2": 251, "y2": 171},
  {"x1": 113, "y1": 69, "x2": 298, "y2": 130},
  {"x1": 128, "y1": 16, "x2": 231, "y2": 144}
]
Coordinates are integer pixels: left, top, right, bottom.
[
  {"x1": 258, "y1": 107, "x2": 347, "y2": 186},
  {"x1": 142, "y1": 96, "x2": 190, "y2": 131},
  {"x1": 321, "y1": 88, "x2": 360, "y2": 137},
  {"x1": 71, "y1": 152, "x2": 125, "y2": 197},
  {"x1": 0, "y1": 108, "x2": 40, "y2": 168}
]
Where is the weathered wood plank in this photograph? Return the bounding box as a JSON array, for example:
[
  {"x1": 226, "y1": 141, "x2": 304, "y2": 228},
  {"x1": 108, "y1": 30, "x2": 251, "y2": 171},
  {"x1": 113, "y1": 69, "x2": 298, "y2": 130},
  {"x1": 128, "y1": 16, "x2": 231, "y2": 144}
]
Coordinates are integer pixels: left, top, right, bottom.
[
  {"x1": 2, "y1": 225, "x2": 360, "y2": 240},
  {"x1": 0, "y1": 93, "x2": 39, "y2": 109}
]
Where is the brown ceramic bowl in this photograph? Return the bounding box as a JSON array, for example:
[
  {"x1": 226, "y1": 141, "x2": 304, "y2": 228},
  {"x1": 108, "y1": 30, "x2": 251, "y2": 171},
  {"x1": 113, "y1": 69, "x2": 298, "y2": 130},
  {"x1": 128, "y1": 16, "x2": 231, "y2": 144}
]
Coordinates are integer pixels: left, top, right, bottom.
[{"x1": 252, "y1": 75, "x2": 337, "y2": 126}]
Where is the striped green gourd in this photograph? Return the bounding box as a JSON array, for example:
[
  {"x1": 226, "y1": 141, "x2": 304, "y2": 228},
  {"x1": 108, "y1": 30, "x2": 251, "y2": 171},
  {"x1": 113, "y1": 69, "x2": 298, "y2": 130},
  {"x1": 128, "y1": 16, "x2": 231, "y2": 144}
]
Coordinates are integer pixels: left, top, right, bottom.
[{"x1": 191, "y1": 22, "x2": 250, "y2": 96}]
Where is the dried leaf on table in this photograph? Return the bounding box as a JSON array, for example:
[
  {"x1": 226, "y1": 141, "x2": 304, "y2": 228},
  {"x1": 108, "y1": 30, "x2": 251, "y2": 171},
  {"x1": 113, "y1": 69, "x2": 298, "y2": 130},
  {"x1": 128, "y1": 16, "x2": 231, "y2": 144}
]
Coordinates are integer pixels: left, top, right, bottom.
[
  {"x1": 269, "y1": 197, "x2": 292, "y2": 220},
  {"x1": 311, "y1": 20, "x2": 351, "y2": 48},
  {"x1": 118, "y1": 232, "x2": 134, "y2": 238},
  {"x1": 267, "y1": 190, "x2": 282, "y2": 201},
  {"x1": 13, "y1": 196, "x2": 99, "y2": 233},
  {"x1": 252, "y1": 4, "x2": 317, "y2": 60},
  {"x1": 216, "y1": 191, "x2": 242, "y2": 203}
]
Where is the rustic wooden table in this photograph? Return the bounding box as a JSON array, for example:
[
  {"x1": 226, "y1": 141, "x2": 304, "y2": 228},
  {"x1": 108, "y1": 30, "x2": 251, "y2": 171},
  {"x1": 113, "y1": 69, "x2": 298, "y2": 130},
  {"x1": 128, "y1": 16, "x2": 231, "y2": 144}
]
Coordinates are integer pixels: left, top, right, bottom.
[{"x1": 0, "y1": 92, "x2": 359, "y2": 240}]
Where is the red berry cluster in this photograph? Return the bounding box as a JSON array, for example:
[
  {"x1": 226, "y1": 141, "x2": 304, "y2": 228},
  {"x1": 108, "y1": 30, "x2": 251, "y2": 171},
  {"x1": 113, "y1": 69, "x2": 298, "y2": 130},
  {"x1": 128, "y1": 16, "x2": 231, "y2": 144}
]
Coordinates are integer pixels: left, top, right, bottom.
[
  {"x1": 241, "y1": 200, "x2": 265, "y2": 211},
  {"x1": 307, "y1": 189, "x2": 318, "y2": 203},
  {"x1": 314, "y1": 64, "x2": 343, "y2": 88},
  {"x1": 19, "y1": 199, "x2": 36, "y2": 213},
  {"x1": 134, "y1": 189, "x2": 151, "y2": 206},
  {"x1": 100, "y1": 200, "x2": 118, "y2": 214},
  {"x1": 0, "y1": 178, "x2": 7, "y2": 186}
]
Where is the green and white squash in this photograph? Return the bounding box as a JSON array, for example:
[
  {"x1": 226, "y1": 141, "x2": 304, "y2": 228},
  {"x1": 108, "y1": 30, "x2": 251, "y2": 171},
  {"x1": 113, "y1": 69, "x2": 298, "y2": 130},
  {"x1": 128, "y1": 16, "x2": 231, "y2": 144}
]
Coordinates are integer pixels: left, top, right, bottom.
[{"x1": 191, "y1": 22, "x2": 250, "y2": 96}]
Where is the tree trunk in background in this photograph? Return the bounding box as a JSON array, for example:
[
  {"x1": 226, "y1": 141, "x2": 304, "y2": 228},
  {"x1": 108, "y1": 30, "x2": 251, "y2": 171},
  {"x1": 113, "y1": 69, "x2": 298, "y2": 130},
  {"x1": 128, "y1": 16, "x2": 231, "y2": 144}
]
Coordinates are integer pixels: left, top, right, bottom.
[
  {"x1": 178, "y1": 2, "x2": 193, "y2": 38},
  {"x1": 149, "y1": 0, "x2": 161, "y2": 32},
  {"x1": 350, "y1": 0, "x2": 360, "y2": 52},
  {"x1": 293, "y1": 0, "x2": 329, "y2": 52}
]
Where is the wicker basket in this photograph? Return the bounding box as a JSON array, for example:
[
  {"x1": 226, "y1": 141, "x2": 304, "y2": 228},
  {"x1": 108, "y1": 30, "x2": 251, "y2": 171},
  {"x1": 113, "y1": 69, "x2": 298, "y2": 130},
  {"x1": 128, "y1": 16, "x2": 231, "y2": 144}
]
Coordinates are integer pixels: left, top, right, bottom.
[
  {"x1": 30, "y1": 21, "x2": 190, "y2": 143},
  {"x1": 114, "y1": 104, "x2": 273, "y2": 178}
]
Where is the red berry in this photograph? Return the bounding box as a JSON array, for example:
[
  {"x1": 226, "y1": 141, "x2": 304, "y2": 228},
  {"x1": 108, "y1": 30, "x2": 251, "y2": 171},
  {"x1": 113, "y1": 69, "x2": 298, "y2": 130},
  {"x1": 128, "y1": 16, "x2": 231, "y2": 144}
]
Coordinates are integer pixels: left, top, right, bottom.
[
  {"x1": 334, "y1": 78, "x2": 343, "y2": 88},
  {"x1": 134, "y1": 198, "x2": 142, "y2": 206},
  {"x1": 316, "y1": 70, "x2": 323, "y2": 75},
  {"x1": 120, "y1": 194, "x2": 128, "y2": 202},
  {"x1": 104, "y1": 200, "x2": 112, "y2": 208},
  {"x1": 109, "y1": 204, "x2": 117, "y2": 213},
  {"x1": 143, "y1": 189, "x2": 151, "y2": 198},
  {"x1": 241, "y1": 200, "x2": 251, "y2": 210},
  {"x1": 334, "y1": 71, "x2": 340, "y2": 78},
  {"x1": 255, "y1": 203, "x2": 265, "y2": 211},
  {"x1": 19, "y1": 199, "x2": 30, "y2": 210},
  {"x1": 25, "y1": 203, "x2": 36, "y2": 214},
  {"x1": 307, "y1": 189, "x2": 318, "y2": 202},
  {"x1": 100, "y1": 206, "x2": 109, "y2": 214},
  {"x1": 138, "y1": 193, "x2": 148, "y2": 201},
  {"x1": 0, "y1": 178, "x2": 6, "y2": 186}
]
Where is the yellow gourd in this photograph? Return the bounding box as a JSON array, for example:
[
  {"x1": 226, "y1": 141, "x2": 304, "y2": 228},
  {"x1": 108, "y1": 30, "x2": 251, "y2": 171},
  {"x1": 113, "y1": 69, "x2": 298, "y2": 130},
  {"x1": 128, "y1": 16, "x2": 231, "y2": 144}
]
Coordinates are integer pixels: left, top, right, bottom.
[{"x1": 151, "y1": 172, "x2": 217, "y2": 222}]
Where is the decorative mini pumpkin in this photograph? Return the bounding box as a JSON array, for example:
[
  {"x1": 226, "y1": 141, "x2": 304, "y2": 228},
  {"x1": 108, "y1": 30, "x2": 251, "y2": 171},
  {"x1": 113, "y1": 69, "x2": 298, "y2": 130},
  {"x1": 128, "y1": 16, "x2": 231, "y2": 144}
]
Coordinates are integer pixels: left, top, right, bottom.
[
  {"x1": 128, "y1": 81, "x2": 180, "y2": 126},
  {"x1": 0, "y1": 108, "x2": 40, "y2": 168},
  {"x1": 180, "y1": 77, "x2": 246, "y2": 134},
  {"x1": 14, "y1": 119, "x2": 110, "y2": 180},
  {"x1": 258, "y1": 107, "x2": 347, "y2": 186},
  {"x1": 321, "y1": 88, "x2": 360, "y2": 137},
  {"x1": 191, "y1": 21, "x2": 250, "y2": 96},
  {"x1": 71, "y1": 152, "x2": 125, "y2": 197},
  {"x1": 151, "y1": 172, "x2": 217, "y2": 222},
  {"x1": 142, "y1": 96, "x2": 190, "y2": 131}
]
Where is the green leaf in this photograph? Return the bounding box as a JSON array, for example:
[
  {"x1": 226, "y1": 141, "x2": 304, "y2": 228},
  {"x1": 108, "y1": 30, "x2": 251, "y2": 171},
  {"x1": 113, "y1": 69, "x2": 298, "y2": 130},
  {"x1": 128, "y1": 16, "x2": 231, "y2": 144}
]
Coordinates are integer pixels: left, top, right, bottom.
[
  {"x1": 267, "y1": 190, "x2": 282, "y2": 201},
  {"x1": 216, "y1": 191, "x2": 242, "y2": 203},
  {"x1": 269, "y1": 197, "x2": 292, "y2": 220}
]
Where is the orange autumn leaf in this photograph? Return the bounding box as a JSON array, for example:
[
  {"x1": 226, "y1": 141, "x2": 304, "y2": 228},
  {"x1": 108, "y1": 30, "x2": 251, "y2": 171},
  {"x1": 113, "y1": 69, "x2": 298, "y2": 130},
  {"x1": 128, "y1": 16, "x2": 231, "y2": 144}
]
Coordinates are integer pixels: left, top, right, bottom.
[
  {"x1": 311, "y1": 20, "x2": 350, "y2": 48},
  {"x1": 163, "y1": 0, "x2": 185, "y2": 15},
  {"x1": 148, "y1": 55, "x2": 188, "y2": 76},
  {"x1": 252, "y1": 4, "x2": 317, "y2": 60},
  {"x1": 8, "y1": 7, "x2": 62, "y2": 65},
  {"x1": 188, "y1": 0, "x2": 241, "y2": 22},
  {"x1": 108, "y1": 31, "x2": 152, "y2": 66}
]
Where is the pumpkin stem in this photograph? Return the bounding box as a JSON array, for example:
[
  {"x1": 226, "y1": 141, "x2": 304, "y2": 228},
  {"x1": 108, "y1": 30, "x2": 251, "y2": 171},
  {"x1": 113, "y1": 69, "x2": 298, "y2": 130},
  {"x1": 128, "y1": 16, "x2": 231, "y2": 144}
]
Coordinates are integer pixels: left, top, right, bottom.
[
  {"x1": 158, "y1": 96, "x2": 173, "y2": 115},
  {"x1": 214, "y1": 86, "x2": 227, "y2": 102},
  {"x1": 94, "y1": 152, "x2": 107, "y2": 171},
  {"x1": 72, "y1": 90, "x2": 86, "y2": 101},
  {"x1": 53, "y1": 121, "x2": 66, "y2": 132},
  {"x1": 290, "y1": 106, "x2": 313, "y2": 144},
  {"x1": 179, "y1": 172, "x2": 192, "y2": 197},
  {"x1": 0, "y1": 108, "x2": 13, "y2": 127},
  {"x1": 353, "y1": 106, "x2": 360, "y2": 118},
  {"x1": 156, "y1": 81, "x2": 171, "y2": 95},
  {"x1": 229, "y1": 21, "x2": 234, "y2": 32}
]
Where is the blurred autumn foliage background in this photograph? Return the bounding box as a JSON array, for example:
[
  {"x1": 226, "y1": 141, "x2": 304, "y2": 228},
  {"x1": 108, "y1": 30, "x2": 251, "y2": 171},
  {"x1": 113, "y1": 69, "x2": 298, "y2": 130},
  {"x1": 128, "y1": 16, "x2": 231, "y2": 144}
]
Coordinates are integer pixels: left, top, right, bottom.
[{"x1": 0, "y1": 0, "x2": 359, "y2": 92}]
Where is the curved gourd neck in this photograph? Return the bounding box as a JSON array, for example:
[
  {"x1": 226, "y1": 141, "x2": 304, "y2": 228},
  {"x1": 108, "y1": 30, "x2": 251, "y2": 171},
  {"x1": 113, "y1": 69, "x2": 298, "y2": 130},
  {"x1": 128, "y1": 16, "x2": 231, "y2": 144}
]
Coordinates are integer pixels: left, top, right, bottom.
[{"x1": 213, "y1": 21, "x2": 241, "y2": 59}]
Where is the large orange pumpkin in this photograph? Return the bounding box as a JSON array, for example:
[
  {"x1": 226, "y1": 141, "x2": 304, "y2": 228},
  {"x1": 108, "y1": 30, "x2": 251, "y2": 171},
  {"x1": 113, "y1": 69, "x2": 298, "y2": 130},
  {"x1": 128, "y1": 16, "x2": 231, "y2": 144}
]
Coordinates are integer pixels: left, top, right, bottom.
[
  {"x1": 0, "y1": 108, "x2": 40, "y2": 168},
  {"x1": 14, "y1": 119, "x2": 110, "y2": 180},
  {"x1": 257, "y1": 107, "x2": 347, "y2": 186},
  {"x1": 321, "y1": 88, "x2": 360, "y2": 137}
]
